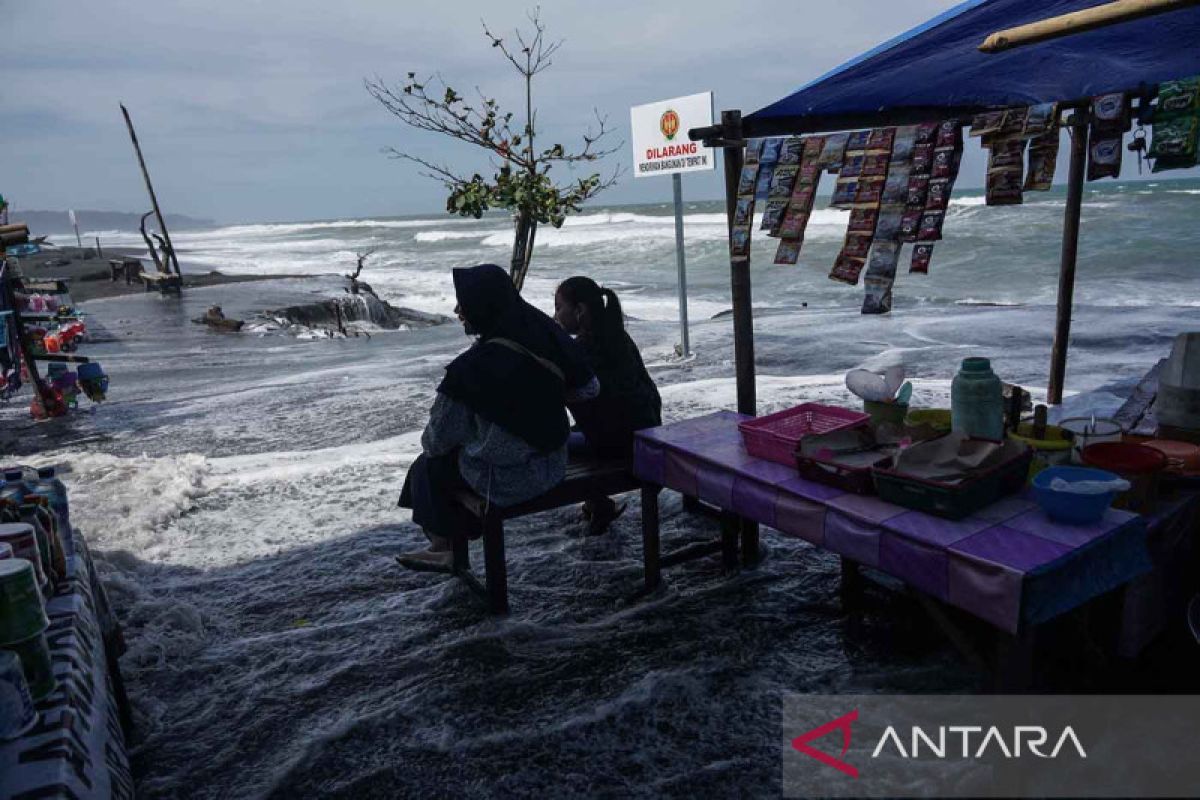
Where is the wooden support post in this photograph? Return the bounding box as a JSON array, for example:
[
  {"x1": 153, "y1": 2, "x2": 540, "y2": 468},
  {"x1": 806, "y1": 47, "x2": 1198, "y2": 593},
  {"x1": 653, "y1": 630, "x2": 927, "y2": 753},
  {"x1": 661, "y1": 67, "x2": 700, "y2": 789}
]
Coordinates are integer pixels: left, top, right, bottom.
[
  {"x1": 120, "y1": 104, "x2": 181, "y2": 277},
  {"x1": 641, "y1": 484, "x2": 661, "y2": 590},
  {"x1": 980, "y1": 0, "x2": 1200, "y2": 53},
  {"x1": 721, "y1": 110, "x2": 756, "y2": 418},
  {"x1": 482, "y1": 516, "x2": 508, "y2": 614},
  {"x1": 720, "y1": 512, "x2": 740, "y2": 570},
  {"x1": 1047, "y1": 119, "x2": 1089, "y2": 405}
]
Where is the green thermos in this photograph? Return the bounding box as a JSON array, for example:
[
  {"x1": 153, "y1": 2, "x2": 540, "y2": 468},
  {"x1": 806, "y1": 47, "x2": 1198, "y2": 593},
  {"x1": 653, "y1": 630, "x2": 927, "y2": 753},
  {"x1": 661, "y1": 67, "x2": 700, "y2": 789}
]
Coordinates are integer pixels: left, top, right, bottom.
[{"x1": 951, "y1": 357, "x2": 1004, "y2": 441}]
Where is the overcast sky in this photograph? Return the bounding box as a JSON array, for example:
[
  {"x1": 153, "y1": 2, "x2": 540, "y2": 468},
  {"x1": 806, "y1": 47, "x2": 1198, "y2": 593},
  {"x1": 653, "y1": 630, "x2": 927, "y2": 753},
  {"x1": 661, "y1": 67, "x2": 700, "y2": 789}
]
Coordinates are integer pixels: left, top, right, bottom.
[{"x1": 7, "y1": 1, "x2": 1191, "y2": 224}]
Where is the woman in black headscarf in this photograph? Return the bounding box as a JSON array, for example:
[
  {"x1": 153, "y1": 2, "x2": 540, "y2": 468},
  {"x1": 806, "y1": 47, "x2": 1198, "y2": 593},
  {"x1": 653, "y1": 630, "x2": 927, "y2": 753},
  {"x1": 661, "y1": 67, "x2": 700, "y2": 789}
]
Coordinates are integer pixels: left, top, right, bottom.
[{"x1": 399, "y1": 264, "x2": 597, "y2": 565}]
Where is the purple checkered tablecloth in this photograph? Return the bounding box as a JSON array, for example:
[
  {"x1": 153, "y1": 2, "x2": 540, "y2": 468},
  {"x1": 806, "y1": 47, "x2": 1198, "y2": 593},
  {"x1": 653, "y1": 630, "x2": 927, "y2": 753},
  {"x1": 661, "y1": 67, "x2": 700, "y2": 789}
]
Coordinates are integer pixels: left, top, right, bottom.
[{"x1": 634, "y1": 412, "x2": 1154, "y2": 634}]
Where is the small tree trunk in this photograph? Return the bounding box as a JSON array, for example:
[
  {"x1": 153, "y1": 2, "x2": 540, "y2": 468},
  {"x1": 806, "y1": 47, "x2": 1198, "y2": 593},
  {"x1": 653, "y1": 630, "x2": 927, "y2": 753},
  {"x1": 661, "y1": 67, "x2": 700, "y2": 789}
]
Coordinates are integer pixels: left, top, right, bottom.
[
  {"x1": 514, "y1": 219, "x2": 537, "y2": 292},
  {"x1": 509, "y1": 209, "x2": 537, "y2": 292}
]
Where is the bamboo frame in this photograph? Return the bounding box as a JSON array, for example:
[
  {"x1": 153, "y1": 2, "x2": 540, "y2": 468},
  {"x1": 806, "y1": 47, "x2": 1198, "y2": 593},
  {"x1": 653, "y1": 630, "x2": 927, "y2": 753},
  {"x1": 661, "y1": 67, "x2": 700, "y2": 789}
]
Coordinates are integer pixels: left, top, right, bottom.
[{"x1": 980, "y1": 0, "x2": 1200, "y2": 53}]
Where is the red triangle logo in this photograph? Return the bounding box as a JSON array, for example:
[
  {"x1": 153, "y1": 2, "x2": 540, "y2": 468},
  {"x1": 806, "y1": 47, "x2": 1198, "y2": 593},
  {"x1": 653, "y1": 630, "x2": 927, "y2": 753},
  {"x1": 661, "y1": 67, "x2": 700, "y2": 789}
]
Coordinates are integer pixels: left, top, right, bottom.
[{"x1": 791, "y1": 709, "x2": 859, "y2": 778}]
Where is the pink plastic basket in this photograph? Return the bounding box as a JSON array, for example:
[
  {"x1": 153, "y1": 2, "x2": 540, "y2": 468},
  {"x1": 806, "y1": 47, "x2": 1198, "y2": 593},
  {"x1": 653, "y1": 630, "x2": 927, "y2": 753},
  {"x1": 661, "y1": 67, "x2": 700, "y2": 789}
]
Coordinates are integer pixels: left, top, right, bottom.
[{"x1": 738, "y1": 403, "x2": 871, "y2": 466}]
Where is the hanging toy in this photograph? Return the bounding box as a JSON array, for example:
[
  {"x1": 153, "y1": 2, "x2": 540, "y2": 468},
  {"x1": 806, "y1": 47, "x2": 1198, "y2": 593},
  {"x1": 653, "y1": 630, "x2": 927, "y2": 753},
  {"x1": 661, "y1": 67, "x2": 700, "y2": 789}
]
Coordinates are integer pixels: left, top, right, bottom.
[{"x1": 77, "y1": 362, "x2": 108, "y2": 403}]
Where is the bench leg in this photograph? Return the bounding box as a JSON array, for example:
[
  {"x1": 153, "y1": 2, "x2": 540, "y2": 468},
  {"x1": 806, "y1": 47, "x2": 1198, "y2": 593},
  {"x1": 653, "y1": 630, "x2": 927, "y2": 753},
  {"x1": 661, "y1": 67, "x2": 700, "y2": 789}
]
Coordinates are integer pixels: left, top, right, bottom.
[
  {"x1": 741, "y1": 519, "x2": 760, "y2": 567},
  {"x1": 720, "y1": 511, "x2": 740, "y2": 571},
  {"x1": 482, "y1": 515, "x2": 508, "y2": 614},
  {"x1": 451, "y1": 534, "x2": 470, "y2": 572},
  {"x1": 642, "y1": 484, "x2": 662, "y2": 591}
]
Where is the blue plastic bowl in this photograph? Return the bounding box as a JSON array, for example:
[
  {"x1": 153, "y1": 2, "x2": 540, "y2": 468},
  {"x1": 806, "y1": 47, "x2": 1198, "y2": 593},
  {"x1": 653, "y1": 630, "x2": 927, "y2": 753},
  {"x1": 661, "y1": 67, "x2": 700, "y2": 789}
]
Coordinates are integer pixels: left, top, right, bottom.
[{"x1": 1032, "y1": 465, "x2": 1121, "y2": 525}]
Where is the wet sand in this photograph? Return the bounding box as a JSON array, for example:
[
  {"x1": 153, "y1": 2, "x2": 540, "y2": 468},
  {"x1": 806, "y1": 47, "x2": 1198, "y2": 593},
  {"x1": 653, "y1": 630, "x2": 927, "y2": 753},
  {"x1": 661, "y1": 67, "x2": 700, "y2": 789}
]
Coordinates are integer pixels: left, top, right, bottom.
[{"x1": 11, "y1": 244, "x2": 305, "y2": 303}]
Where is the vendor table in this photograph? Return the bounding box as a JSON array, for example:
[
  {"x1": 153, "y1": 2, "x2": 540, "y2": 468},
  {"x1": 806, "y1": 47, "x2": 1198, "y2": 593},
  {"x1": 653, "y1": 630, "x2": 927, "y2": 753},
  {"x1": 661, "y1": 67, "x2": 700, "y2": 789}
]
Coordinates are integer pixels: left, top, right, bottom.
[
  {"x1": 635, "y1": 412, "x2": 1156, "y2": 640},
  {"x1": 0, "y1": 533, "x2": 134, "y2": 800}
]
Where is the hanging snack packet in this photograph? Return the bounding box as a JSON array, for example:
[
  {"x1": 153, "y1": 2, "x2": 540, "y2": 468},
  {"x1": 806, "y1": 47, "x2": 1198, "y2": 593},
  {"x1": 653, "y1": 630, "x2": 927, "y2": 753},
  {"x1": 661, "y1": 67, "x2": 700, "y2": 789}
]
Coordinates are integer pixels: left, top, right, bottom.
[
  {"x1": 730, "y1": 227, "x2": 752, "y2": 259},
  {"x1": 989, "y1": 138, "x2": 1026, "y2": 168},
  {"x1": 970, "y1": 110, "x2": 1006, "y2": 138},
  {"x1": 733, "y1": 197, "x2": 755, "y2": 228},
  {"x1": 769, "y1": 165, "x2": 799, "y2": 199},
  {"x1": 998, "y1": 107, "x2": 1028, "y2": 138},
  {"x1": 1151, "y1": 115, "x2": 1200, "y2": 170},
  {"x1": 804, "y1": 136, "x2": 826, "y2": 160},
  {"x1": 774, "y1": 239, "x2": 802, "y2": 266},
  {"x1": 737, "y1": 163, "x2": 760, "y2": 196},
  {"x1": 843, "y1": 234, "x2": 873, "y2": 259},
  {"x1": 779, "y1": 208, "x2": 809, "y2": 239},
  {"x1": 760, "y1": 137, "x2": 783, "y2": 165},
  {"x1": 917, "y1": 210, "x2": 945, "y2": 241},
  {"x1": 936, "y1": 120, "x2": 962, "y2": 149},
  {"x1": 760, "y1": 199, "x2": 789, "y2": 232},
  {"x1": 1087, "y1": 136, "x2": 1123, "y2": 180},
  {"x1": 911, "y1": 143, "x2": 935, "y2": 175},
  {"x1": 840, "y1": 154, "x2": 866, "y2": 178},
  {"x1": 1023, "y1": 103, "x2": 1059, "y2": 137},
  {"x1": 1151, "y1": 77, "x2": 1200, "y2": 172},
  {"x1": 986, "y1": 165, "x2": 1024, "y2": 205},
  {"x1": 797, "y1": 162, "x2": 821, "y2": 186},
  {"x1": 862, "y1": 242, "x2": 902, "y2": 314},
  {"x1": 926, "y1": 177, "x2": 953, "y2": 210},
  {"x1": 899, "y1": 208, "x2": 923, "y2": 242},
  {"x1": 854, "y1": 177, "x2": 885, "y2": 206},
  {"x1": 906, "y1": 175, "x2": 931, "y2": 207},
  {"x1": 779, "y1": 137, "x2": 805, "y2": 165},
  {"x1": 910, "y1": 242, "x2": 935, "y2": 274},
  {"x1": 830, "y1": 254, "x2": 866, "y2": 285},
  {"x1": 846, "y1": 130, "x2": 871, "y2": 151},
  {"x1": 915, "y1": 122, "x2": 939, "y2": 144},
  {"x1": 847, "y1": 207, "x2": 879, "y2": 235},
  {"x1": 831, "y1": 178, "x2": 859, "y2": 208},
  {"x1": 1025, "y1": 131, "x2": 1060, "y2": 191},
  {"x1": 755, "y1": 165, "x2": 775, "y2": 200},
  {"x1": 873, "y1": 205, "x2": 904, "y2": 240},
  {"x1": 861, "y1": 152, "x2": 891, "y2": 177},
  {"x1": 867, "y1": 127, "x2": 896, "y2": 152},
  {"x1": 883, "y1": 165, "x2": 910, "y2": 205},
  {"x1": 818, "y1": 133, "x2": 849, "y2": 170},
  {"x1": 931, "y1": 147, "x2": 960, "y2": 179},
  {"x1": 1092, "y1": 93, "x2": 1130, "y2": 133},
  {"x1": 892, "y1": 127, "x2": 917, "y2": 161},
  {"x1": 744, "y1": 139, "x2": 764, "y2": 165}
]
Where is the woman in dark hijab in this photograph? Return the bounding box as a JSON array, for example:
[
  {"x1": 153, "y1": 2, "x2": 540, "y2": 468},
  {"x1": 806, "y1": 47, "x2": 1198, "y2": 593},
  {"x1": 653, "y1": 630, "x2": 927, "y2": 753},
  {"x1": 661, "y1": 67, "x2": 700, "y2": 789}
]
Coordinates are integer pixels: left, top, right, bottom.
[
  {"x1": 554, "y1": 276, "x2": 662, "y2": 533},
  {"x1": 399, "y1": 264, "x2": 597, "y2": 565}
]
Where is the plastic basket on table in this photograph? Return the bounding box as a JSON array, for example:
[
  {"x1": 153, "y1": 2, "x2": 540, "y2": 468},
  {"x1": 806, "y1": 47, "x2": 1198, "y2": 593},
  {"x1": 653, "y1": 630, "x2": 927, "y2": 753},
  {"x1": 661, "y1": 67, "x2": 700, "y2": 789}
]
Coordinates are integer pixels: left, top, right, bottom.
[{"x1": 738, "y1": 403, "x2": 871, "y2": 466}]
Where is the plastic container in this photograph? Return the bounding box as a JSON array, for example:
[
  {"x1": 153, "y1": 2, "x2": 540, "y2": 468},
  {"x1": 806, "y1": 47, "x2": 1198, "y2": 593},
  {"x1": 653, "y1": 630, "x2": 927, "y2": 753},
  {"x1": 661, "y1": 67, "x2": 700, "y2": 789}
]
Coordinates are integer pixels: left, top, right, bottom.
[
  {"x1": 0, "y1": 543, "x2": 11, "y2": 560},
  {"x1": 738, "y1": 403, "x2": 870, "y2": 466},
  {"x1": 29, "y1": 467, "x2": 71, "y2": 558},
  {"x1": 1059, "y1": 417, "x2": 1123, "y2": 464},
  {"x1": 17, "y1": 502, "x2": 63, "y2": 585},
  {"x1": 863, "y1": 400, "x2": 909, "y2": 427},
  {"x1": 1032, "y1": 466, "x2": 1122, "y2": 525},
  {"x1": 1141, "y1": 439, "x2": 1200, "y2": 473},
  {"x1": 872, "y1": 444, "x2": 1033, "y2": 520},
  {"x1": 951, "y1": 357, "x2": 1004, "y2": 441},
  {"x1": 0, "y1": 649, "x2": 37, "y2": 740},
  {"x1": 2, "y1": 631, "x2": 56, "y2": 700},
  {"x1": 0, "y1": 524, "x2": 47, "y2": 591},
  {"x1": 1081, "y1": 442, "x2": 1167, "y2": 512},
  {"x1": 1009, "y1": 423, "x2": 1073, "y2": 478},
  {"x1": 905, "y1": 408, "x2": 952, "y2": 433},
  {"x1": 0, "y1": 559, "x2": 49, "y2": 643}
]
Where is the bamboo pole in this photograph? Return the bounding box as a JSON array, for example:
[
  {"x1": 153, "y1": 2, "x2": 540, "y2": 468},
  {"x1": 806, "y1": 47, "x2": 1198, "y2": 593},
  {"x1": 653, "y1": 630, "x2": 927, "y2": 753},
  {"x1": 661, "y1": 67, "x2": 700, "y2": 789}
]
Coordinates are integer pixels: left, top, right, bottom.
[
  {"x1": 1047, "y1": 119, "x2": 1089, "y2": 405},
  {"x1": 120, "y1": 104, "x2": 181, "y2": 277},
  {"x1": 980, "y1": 0, "x2": 1200, "y2": 53}
]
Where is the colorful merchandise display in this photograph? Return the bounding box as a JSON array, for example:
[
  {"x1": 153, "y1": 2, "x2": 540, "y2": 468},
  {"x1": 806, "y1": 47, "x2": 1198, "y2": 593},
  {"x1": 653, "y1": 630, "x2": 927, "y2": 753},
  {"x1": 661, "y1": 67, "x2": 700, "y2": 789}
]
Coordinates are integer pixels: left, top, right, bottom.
[
  {"x1": 1151, "y1": 76, "x2": 1200, "y2": 172},
  {"x1": 1088, "y1": 92, "x2": 1130, "y2": 181}
]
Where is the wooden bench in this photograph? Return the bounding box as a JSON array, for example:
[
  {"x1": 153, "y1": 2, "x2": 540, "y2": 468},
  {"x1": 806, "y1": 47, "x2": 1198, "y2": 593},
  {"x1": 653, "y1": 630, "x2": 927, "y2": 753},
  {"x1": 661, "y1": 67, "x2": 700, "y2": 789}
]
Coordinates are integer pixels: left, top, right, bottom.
[
  {"x1": 108, "y1": 258, "x2": 142, "y2": 284},
  {"x1": 140, "y1": 271, "x2": 182, "y2": 294},
  {"x1": 400, "y1": 457, "x2": 640, "y2": 613}
]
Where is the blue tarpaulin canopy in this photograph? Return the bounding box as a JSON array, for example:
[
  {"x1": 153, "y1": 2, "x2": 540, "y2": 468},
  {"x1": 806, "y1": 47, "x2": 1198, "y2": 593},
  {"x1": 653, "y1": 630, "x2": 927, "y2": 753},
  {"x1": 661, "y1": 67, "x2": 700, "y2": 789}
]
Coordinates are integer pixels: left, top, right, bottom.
[{"x1": 744, "y1": 0, "x2": 1200, "y2": 136}]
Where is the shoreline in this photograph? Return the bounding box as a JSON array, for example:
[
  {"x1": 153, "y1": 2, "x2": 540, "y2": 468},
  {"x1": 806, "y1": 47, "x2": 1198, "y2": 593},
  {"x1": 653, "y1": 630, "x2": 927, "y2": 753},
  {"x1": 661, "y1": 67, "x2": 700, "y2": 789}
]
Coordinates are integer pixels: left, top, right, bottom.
[{"x1": 12, "y1": 244, "x2": 309, "y2": 303}]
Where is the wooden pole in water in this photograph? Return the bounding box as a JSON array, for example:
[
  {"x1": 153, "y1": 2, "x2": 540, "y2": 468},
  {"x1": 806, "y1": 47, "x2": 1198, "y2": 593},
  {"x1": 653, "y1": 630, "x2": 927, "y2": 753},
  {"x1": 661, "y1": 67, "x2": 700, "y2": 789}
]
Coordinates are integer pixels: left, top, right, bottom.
[
  {"x1": 721, "y1": 110, "x2": 756, "y2": 417},
  {"x1": 120, "y1": 104, "x2": 181, "y2": 277},
  {"x1": 1047, "y1": 118, "x2": 1089, "y2": 405}
]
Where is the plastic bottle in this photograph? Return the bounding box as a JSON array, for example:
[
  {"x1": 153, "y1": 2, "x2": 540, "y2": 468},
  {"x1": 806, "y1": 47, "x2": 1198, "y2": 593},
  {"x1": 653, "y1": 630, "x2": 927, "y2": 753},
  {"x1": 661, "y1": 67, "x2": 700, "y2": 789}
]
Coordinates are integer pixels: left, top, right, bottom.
[
  {"x1": 951, "y1": 357, "x2": 1004, "y2": 441},
  {"x1": 30, "y1": 467, "x2": 72, "y2": 558}
]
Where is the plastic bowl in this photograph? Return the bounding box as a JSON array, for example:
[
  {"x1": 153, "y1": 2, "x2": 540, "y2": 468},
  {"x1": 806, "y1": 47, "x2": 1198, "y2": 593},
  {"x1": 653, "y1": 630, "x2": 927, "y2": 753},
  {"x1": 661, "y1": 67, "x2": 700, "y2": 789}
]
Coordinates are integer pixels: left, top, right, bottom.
[{"x1": 1032, "y1": 465, "x2": 1121, "y2": 525}]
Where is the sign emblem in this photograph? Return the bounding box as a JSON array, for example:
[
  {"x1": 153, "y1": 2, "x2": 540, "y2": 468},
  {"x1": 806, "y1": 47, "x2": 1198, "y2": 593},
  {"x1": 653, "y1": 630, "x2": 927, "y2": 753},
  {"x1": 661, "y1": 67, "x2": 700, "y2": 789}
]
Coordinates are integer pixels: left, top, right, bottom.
[
  {"x1": 660, "y1": 108, "x2": 680, "y2": 141},
  {"x1": 792, "y1": 709, "x2": 860, "y2": 778}
]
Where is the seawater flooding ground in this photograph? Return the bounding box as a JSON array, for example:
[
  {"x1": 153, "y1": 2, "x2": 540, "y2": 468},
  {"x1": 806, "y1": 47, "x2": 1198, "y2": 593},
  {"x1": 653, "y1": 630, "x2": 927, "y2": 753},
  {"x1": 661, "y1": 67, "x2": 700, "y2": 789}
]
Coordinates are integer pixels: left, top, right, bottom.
[{"x1": 3, "y1": 181, "x2": 1199, "y2": 797}]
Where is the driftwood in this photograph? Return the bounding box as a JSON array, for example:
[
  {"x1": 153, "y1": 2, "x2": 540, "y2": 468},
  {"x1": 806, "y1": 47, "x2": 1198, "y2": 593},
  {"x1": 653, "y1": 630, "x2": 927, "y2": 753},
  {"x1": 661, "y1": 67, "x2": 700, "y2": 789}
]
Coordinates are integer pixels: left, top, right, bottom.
[{"x1": 191, "y1": 305, "x2": 243, "y2": 331}]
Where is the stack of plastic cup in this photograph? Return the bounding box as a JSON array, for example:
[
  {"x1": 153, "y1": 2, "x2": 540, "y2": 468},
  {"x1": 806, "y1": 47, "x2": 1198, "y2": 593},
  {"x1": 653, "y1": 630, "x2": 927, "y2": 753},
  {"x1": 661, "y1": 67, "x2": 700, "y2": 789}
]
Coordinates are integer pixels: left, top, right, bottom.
[
  {"x1": 0, "y1": 649, "x2": 38, "y2": 740},
  {"x1": 0, "y1": 558, "x2": 55, "y2": 701}
]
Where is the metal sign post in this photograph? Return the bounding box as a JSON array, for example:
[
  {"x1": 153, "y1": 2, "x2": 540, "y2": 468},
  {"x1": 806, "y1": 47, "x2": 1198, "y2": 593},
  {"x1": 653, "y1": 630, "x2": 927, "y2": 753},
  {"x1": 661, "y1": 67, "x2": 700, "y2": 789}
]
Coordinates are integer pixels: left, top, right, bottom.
[
  {"x1": 671, "y1": 173, "x2": 690, "y2": 357},
  {"x1": 630, "y1": 91, "x2": 714, "y2": 359}
]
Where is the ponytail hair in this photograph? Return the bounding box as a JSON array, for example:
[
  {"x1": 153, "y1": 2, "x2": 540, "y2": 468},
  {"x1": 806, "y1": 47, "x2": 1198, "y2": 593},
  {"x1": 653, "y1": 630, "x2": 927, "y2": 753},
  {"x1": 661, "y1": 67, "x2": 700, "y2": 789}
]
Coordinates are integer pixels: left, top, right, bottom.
[{"x1": 557, "y1": 276, "x2": 626, "y2": 352}]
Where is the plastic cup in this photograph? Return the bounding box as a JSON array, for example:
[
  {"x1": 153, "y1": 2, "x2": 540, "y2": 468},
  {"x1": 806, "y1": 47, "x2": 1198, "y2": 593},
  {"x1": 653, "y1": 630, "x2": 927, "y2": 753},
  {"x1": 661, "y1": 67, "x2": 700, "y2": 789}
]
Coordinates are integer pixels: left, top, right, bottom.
[
  {"x1": 0, "y1": 524, "x2": 47, "y2": 591},
  {"x1": 0, "y1": 559, "x2": 49, "y2": 644},
  {"x1": 3, "y1": 631, "x2": 56, "y2": 700},
  {"x1": 0, "y1": 649, "x2": 37, "y2": 740},
  {"x1": 0, "y1": 543, "x2": 12, "y2": 560}
]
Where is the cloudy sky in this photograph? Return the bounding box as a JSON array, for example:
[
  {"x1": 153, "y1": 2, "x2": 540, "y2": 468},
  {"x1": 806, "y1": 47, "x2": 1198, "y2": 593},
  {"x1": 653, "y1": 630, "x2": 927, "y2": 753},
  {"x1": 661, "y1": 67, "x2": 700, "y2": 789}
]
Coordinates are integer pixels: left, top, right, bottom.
[{"x1": 6, "y1": 1, "x2": 1190, "y2": 224}]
